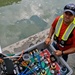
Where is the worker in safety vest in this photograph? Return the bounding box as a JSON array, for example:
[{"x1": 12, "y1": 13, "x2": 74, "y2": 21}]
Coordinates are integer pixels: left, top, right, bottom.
[{"x1": 45, "y1": 3, "x2": 75, "y2": 61}]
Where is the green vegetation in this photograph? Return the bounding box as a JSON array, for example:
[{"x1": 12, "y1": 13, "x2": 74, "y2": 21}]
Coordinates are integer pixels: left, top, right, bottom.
[{"x1": 0, "y1": 0, "x2": 21, "y2": 7}]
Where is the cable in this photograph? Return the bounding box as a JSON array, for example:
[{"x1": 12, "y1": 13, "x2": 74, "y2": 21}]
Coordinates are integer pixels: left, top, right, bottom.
[{"x1": 17, "y1": 50, "x2": 24, "y2": 61}]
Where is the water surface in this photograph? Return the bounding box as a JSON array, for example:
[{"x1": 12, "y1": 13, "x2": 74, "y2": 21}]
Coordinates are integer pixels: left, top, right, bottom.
[{"x1": 0, "y1": 0, "x2": 75, "y2": 48}]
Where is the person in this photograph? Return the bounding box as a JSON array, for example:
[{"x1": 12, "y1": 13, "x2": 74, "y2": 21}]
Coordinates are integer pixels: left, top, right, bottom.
[{"x1": 45, "y1": 3, "x2": 75, "y2": 61}]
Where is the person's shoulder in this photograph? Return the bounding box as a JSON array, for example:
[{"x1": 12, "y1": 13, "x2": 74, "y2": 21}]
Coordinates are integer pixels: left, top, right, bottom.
[
  {"x1": 54, "y1": 16, "x2": 60, "y2": 22},
  {"x1": 52, "y1": 16, "x2": 60, "y2": 27},
  {"x1": 55, "y1": 16, "x2": 60, "y2": 20}
]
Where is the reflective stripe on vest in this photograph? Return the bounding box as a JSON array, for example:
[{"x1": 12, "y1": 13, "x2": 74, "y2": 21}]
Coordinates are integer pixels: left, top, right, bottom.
[
  {"x1": 55, "y1": 15, "x2": 75, "y2": 41},
  {"x1": 55, "y1": 17, "x2": 63, "y2": 37}
]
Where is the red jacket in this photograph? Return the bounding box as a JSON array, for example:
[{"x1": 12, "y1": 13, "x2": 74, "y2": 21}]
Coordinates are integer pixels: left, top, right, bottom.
[{"x1": 52, "y1": 16, "x2": 75, "y2": 51}]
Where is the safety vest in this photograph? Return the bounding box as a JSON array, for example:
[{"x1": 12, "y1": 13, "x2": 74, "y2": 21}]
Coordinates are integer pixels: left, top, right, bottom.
[{"x1": 54, "y1": 15, "x2": 75, "y2": 47}]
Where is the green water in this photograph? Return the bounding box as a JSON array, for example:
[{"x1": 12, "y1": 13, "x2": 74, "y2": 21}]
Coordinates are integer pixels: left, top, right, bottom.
[{"x1": 0, "y1": 0, "x2": 75, "y2": 48}]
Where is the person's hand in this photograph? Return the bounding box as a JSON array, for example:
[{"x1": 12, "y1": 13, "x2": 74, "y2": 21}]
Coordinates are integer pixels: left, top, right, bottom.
[
  {"x1": 45, "y1": 37, "x2": 51, "y2": 45},
  {"x1": 54, "y1": 50, "x2": 62, "y2": 56},
  {"x1": 0, "y1": 58, "x2": 3, "y2": 64}
]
